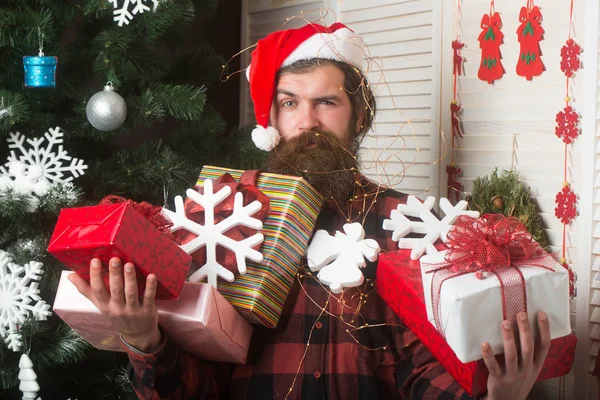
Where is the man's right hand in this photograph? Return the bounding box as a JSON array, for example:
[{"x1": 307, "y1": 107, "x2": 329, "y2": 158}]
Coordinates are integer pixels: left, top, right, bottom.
[{"x1": 68, "y1": 257, "x2": 162, "y2": 353}]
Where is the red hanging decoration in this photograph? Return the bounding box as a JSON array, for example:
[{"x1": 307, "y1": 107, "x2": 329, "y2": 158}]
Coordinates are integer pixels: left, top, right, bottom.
[
  {"x1": 446, "y1": 164, "x2": 462, "y2": 205},
  {"x1": 555, "y1": 105, "x2": 579, "y2": 144},
  {"x1": 478, "y1": 6, "x2": 504, "y2": 84},
  {"x1": 447, "y1": 0, "x2": 464, "y2": 206},
  {"x1": 554, "y1": 185, "x2": 577, "y2": 224},
  {"x1": 452, "y1": 40, "x2": 465, "y2": 76},
  {"x1": 560, "y1": 39, "x2": 582, "y2": 78},
  {"x1": 450, "y1": 101, "x2": 463, "y2": 140},
  {"x1": 559, "y1": 261, "x2": 577, "y2": 299},
  {"x1": 516, "y1": 1, "x2": 545, "y2": 80}
]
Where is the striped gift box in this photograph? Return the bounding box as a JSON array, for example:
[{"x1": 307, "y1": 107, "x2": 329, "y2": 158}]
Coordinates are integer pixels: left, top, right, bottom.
[{"x1": 197, "y1": 166, "x2": 324, "y2": 328}]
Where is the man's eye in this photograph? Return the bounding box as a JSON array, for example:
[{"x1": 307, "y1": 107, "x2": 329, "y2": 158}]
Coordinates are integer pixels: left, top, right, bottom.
[
  {"x1": 282, "y1": 101, "x2": 295, "y2": 107},
  {"x1": 320, "y1": 100, "x2": 334, "y2": 105}
]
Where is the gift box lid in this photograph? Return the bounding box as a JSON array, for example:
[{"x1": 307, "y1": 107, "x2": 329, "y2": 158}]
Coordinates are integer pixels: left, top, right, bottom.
[{"x1": 48, "y1": 203, "x2": 128, "y2": 250}]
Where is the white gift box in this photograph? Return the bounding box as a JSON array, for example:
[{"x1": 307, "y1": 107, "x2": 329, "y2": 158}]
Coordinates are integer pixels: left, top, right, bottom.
[{"x1": 420, "y1": 252, "x2": 571, "y2": 363}]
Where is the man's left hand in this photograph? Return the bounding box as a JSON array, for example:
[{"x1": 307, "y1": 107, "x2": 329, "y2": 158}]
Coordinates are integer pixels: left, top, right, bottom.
[{"x1": 481, "y1": 311, "x2": 551, "y2": 400}]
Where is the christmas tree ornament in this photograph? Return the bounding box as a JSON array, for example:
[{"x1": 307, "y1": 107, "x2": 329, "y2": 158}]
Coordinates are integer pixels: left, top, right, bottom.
[
  {"x1": 555, "y1": 105, "x2": 579, "y2": 144},
  {"x1": 23, "y1": 28, "x2": 58, "y2": 88},
  {"x1": 0, "y1": 127, "x2": 87, "y2": 212},
  {"x1": 0, "y1": 250, "x2": 51, "y2": 352},
  {"x1": 560, "y1": 39, "x2": 581, "y2": 78},
  {"x1": 450, "y1": 101, "x2": 463, "y2": 139},
  {"x1": 478, "y1": 1, "x2": 504, "y2": 84},
  {"x1": 452, "y1": 40, "x2": 465, "y2": 76},
  {"x1": 516, "y1": 0, "x2": 545, "y2": 80},
  {"x1": 382, "y1": 196, "x2": 480, "y2": 260},
  {"x1": 555, "y1": 183, "x2": 577, "y2": 225},
  {"x1": 163, "y1": 179, "x2": 265, "y2": 288},
  {"x1": 306, "y1": 223, "x2": 380, "y2": 294},
  {"x1": 18, "y1": 353, "x2": 40, "y2": 400},
  {"x1": 110, "y1": 0, "x2": 164, "y2": 27},
  {"x1": 86, "y1": 83, "x2": 127, "y2": 131},
  {"x1": 446, "y1": 163, "x2": 463, "y2": 205}
]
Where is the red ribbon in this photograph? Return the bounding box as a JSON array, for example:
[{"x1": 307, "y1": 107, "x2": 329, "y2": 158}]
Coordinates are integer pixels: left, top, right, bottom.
[
  {"x1": 172, "y1": 171, "x2": 270, "y2": 275},
  {"x1": 99, "y1": 195, "x2": 175, "y2": 240},
  {"x1": 423, "y1": 214, "x2": 555, "y2": 339}
]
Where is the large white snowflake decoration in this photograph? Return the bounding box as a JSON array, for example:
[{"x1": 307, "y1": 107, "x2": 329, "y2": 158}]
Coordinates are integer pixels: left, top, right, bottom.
[
  {"x1": 109, "y1": 0, "x2": 164, "y2": 27},
  {"x1": 0, "y1": 250, "x2": 51, "y2": 352},
  {"x1": 382, "y1": 196, "x2": 480, "y2": 260},
  {"x1": 0, "y1": 127, "x2": 87, "y2": 212},
  {"x1": 163, "y1": 179, "x2": 265, "y2": 288},
  {"x1": 306, "y1": 223, "x2": 381, "y2": 294}
]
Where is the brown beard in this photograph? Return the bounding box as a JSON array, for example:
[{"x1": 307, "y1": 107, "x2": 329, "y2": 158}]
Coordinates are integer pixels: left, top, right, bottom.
[{"x1": 264, "y1": 130, "x2": 360, "y2": 203}]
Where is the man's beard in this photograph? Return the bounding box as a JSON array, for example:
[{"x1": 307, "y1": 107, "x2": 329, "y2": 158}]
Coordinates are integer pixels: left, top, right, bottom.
[{"x1": 264, "y1": 130, "x2": 360, "y2": 203}]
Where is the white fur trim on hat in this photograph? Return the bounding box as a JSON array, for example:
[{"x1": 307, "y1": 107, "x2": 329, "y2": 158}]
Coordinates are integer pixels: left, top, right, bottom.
[
  {"x1": 282, "y1": 27, "x2": 364, "y2": 70},
  {"x1": 251, "y1": 125, "x2": 280, "y2": 151}
]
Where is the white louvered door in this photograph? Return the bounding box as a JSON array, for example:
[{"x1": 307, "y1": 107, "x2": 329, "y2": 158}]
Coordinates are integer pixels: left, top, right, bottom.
[{"x1": 339, "y1": 0, "x2": 441, "y2": 196}]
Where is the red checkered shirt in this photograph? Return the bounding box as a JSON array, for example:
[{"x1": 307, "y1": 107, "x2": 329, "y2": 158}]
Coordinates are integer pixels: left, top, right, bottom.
[{"x1": 124, "y1": 184, "x2": 482, "y2": 400}]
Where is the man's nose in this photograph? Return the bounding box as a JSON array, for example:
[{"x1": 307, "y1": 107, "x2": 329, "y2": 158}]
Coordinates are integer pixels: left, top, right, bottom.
[{"x1": 298, "y1": 104, "x2": 320, "y2": 131}]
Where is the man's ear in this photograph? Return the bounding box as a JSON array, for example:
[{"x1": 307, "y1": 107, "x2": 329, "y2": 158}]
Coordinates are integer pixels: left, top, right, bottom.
[{"x1": 355, "y1": 109, "x2": 365, "y2": 135}]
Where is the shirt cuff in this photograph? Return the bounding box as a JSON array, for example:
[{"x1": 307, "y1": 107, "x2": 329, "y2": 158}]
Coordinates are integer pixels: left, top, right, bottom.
[{"x1": 120, "y1": 331, "x2": 167, "y2": 360}]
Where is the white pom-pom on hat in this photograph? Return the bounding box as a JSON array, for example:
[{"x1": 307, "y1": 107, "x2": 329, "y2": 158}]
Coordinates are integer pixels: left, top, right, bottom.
[{"x1": 251, "y1": 125, "x2": 280, "y2": 151}]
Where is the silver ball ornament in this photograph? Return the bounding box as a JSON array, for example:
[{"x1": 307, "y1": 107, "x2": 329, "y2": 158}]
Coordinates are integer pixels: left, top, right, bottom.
[{"x1": 86, "y1": 83, "x2": 127, "y2": 131}]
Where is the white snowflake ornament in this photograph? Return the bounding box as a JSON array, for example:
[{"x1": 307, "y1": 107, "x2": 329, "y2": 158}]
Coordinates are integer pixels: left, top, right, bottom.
[
  {"x1": 0, "y1": 127, "x2": 87, "y2": 212},
  {"x1": 382, "y1": 196, "x2": 479, "y2": 260},
  {"x1": 109, "y1": 0, "x2": 164, "y2": 27},
  {"x1": 306, "y1": 223, "x2": 380, "y2": 294},
  {"x1": 163, "y1": 179, "x2": 265, "y2": 288},
  {"x1": 0, "y1": 251, "x2": 51, "y2": 352}
]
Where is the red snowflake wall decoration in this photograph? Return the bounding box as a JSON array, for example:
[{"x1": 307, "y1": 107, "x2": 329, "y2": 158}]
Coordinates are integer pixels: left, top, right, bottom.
[
  {"x1": 555, "y1": 106, "x2": 580, "y2": 144},
  {"x1": 560, "y1": 39, "x2": 581, "y2": 78},
  {"x1": 555, "y1": 185, "x2": 577, "y2": 224}
]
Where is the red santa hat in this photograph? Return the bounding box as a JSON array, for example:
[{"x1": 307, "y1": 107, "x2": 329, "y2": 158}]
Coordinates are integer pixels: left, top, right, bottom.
[{"x1": 246, "y1": 22, "x2": 365, "y2": 151}]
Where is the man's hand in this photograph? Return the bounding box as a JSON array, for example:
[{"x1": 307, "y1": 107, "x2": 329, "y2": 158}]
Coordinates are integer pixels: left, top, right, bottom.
[
  {"x1": 481, "y1": 312, "x2": 551, "y2": 400},
  {"x1": 68, "y1": 257, "x2": 162, "y2": 353}
]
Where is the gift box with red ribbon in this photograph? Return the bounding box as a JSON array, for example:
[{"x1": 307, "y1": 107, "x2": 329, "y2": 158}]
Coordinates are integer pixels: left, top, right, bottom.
[
  {"x1": 376, "y1": 247, "x2": 577, "y2": 396},
  {"x1": 185, "y1": 166, "x2": 324, "y2": 328},
  {"x1": 419, "y1": 214, "x2": 571, "y2": 363},
  {"x1": 54, "y1": 270, "x2": 252, "y2": 364},
  {"x1": 48, "y1": 198, "x2": 192, "y2": 300}
]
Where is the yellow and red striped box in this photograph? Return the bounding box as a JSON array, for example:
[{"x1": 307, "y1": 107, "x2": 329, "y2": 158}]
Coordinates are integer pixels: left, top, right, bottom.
[{"x1": 197, "y1": 166, "x2": 324, "y2": 328}]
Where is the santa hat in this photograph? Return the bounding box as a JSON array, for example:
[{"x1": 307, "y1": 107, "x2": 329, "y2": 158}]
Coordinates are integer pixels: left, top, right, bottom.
[{"x1": 246, "y1": 22, "x2": 365, "y2": 151}]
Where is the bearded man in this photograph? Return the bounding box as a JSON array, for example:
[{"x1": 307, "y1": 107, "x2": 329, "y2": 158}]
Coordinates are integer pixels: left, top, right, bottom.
[{"x1": 71, "y1": 22, "x2": 551, "y2": 400}]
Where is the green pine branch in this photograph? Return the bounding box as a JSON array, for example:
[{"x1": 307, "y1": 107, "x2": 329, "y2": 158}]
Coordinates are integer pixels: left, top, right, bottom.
[
  {"x1": 468, "y1": 168, "x2": 549, "y2": 250},
  {"x1": 0, "y1": 90, "x2": 31, "y2": 131}
]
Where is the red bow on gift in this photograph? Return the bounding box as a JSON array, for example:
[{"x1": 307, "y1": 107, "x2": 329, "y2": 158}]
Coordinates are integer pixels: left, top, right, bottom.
[
  {"x1": 436, "y1": 214, "x2": 551, "y2": 279},
  {"x1": 173, "y1": 171, "x2": 270, "y2": 275},
  {"x1": 423, "y1": 214, "x2": 555, "y2": 338},
  {"x1": 99, "y1": 195, "x2": 175, "y2": 239}
]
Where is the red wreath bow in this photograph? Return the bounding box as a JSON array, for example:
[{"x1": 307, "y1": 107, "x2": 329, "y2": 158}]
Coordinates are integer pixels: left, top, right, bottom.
[{"x1": 173, "y1": 171, "x2": 270, "y2": 275}]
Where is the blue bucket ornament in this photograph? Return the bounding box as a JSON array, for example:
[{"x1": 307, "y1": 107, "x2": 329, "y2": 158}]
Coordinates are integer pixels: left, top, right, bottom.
[{"x1": 23, "y1": 55, "x2": 58, "y2": 88}]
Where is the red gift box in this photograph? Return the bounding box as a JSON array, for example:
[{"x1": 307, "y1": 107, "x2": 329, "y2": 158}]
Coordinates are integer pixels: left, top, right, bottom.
[
  {"x1": 48, "y1": 203, "x2": 192, "y2": 300},
  {"x1": 376, "y1": 250, "x2": 577, "y2": 396}
]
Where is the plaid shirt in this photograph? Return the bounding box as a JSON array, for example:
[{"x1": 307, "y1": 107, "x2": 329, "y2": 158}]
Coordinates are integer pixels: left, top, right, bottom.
[{"x1": 125, "y1": 182, "x2": 482, "y2": 400}]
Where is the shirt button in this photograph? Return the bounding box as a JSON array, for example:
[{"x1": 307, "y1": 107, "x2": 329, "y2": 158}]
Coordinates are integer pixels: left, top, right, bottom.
[
  {"x1": 313, "y1": 371, "x2": 321, "y2": 379},
  {"x1": 315, "y1": 321, "x2": 323, "y2": 329}
]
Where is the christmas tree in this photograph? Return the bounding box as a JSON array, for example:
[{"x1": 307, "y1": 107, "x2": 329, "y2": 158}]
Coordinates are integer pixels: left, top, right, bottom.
[{"x1": 0, "y1": 0, "x2": 262, "y2": 398}]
